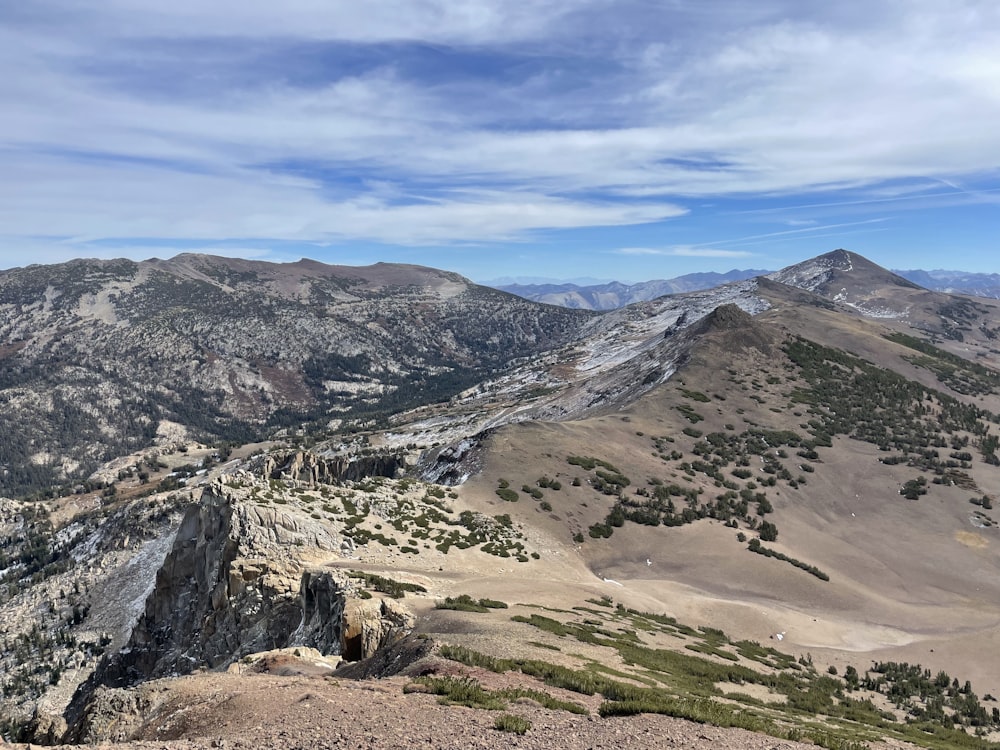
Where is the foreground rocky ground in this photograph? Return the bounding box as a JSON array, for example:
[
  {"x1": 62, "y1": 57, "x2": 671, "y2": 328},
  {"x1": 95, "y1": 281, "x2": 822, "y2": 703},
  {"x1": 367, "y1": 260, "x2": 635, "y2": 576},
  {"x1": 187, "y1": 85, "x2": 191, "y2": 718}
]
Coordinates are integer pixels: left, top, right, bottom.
[{"x1": 2, "y1": 667, "x2": 918, "y2": 750}]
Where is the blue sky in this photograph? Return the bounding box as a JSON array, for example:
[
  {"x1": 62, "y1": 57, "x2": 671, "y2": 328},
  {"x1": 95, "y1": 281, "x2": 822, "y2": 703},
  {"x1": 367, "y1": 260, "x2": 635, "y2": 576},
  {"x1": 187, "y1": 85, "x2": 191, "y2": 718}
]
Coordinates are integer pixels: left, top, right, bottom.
[{"x1": 2, "y1": 1, "x2": 999, "y2": 283}]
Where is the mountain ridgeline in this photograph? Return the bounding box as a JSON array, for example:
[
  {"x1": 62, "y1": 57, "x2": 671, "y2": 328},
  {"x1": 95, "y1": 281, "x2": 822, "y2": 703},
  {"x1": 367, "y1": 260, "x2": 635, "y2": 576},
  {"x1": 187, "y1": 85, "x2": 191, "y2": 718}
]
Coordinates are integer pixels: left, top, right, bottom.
[
  {"x1": 0, "y1": 255, "x2": 592, "y2": 496},
  {"x1": 495, "y1": 263, "x2": 1000, "y2": 309},
  {"x1": 494, "y1": 269, "x2": 769, "y2": 309}
]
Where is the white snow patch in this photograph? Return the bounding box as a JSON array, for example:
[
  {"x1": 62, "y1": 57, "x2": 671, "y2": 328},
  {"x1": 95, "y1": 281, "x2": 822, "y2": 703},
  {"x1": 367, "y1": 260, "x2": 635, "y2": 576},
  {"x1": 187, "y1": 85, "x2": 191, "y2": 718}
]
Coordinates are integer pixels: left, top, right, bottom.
[{"x1": 843, "y1": 301, "x2": 910, "y2": 319}]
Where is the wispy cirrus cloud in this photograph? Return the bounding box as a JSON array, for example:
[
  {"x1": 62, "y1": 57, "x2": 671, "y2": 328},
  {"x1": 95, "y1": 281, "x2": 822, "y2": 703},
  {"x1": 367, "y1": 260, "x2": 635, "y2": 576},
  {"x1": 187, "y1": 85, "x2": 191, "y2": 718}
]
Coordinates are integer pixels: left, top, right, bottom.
[
  {"x1": 615, "y1": 247, "x2": 755, "y2": 258},
  {"x1": 1, "y1": 0, "x2": 1000, "y2": 273}
]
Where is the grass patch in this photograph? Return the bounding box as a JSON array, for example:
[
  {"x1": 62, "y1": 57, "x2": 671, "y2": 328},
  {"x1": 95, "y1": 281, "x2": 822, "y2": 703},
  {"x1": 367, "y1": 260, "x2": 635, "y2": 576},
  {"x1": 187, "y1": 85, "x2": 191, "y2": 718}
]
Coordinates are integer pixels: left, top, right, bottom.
[{"x1": 438, "y1": 601, "x2": 1000, "y2": 750}]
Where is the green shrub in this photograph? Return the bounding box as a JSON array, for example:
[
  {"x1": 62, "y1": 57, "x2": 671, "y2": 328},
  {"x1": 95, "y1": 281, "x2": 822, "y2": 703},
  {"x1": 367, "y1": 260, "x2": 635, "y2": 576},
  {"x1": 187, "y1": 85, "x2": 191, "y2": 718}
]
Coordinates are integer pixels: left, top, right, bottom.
[
  {"x1": 407, "y1": 676, "x2": 506, "y2": 709},
  {"x1": 747, "y1": 539, "x2": 829, "y2": 581},
  {"x1": 494, "y1": 714, "x2": 531, "y2": 735},
  {"x1": 479, "y1": 598, "x2": 508, "y2": 609},
  {"x1": 567, "y1": 455, "x2": 620, "y2": 472}
]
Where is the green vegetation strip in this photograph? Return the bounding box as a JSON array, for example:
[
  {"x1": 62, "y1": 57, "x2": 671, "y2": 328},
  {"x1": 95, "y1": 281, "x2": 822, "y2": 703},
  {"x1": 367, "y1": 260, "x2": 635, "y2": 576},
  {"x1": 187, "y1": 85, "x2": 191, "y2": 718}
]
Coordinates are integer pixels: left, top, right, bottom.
[
  {"x1": 435, "y1": 602, "x2": 1000, "y2": 750},
  {"x1": 435, "y1": 594, "x2": 508, "y2": 612},
  {"x1": 747, "y1": 539, "x2": 830, "y2": 581},
  {"x1": 405, "y1": 674, "x2": 588, "y2": 715},
  {"x1": 885, "y1": 332, "x2": 1000, "y2": 396},
  {"x1": 347, "y1": 571, "x2": 426, "y2": 598},
  {"x1": 494, "y1": 714, "x2": 531, "y2": 734}
]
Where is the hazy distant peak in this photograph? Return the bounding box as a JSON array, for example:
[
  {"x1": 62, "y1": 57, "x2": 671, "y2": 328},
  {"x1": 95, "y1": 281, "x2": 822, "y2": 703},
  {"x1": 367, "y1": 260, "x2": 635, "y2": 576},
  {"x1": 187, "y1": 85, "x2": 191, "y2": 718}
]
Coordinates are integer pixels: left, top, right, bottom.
[
  {"x1": 893, "y1": 268, "x2": 1000, "y2": 299},
  {"x1": 493, "y1": 268, "x2": 769, "y2": 310}
]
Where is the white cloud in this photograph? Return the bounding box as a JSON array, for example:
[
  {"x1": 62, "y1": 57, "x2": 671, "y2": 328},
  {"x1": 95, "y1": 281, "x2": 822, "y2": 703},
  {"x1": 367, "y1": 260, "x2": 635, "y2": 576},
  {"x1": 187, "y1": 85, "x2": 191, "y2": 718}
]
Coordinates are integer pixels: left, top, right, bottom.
[
  {"x1": 0, "y1": 148, "x2": 685, "y2": 262},
  {"x1": 616, "y1": 247, "x2": 754, "y2": 258},
  {"x1": 23, "y1": 0, "x2": 584, "y2": 45},
  {"x1": 1, "y1": 1, "x2": 999, "y2": 255}
]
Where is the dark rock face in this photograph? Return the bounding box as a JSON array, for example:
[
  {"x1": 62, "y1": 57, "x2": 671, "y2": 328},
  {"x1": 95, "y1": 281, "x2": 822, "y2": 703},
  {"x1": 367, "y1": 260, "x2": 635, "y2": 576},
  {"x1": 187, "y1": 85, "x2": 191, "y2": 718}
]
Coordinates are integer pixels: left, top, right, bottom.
[
  {"x1": 418, "y1": 434, "x2": 489, "y2": 485},
  {"x1": 257, "y1": 449, "x2": 404, "y2": 486},
  {"x1": 298, "y1": 570, "x2": 348, "y2": 655},
  {"x1": 334, "y1": 634, "x2": 436, "y2": 680},
  {"x1": 121, "y1": 489, "x2": 311, "y2": 679}
]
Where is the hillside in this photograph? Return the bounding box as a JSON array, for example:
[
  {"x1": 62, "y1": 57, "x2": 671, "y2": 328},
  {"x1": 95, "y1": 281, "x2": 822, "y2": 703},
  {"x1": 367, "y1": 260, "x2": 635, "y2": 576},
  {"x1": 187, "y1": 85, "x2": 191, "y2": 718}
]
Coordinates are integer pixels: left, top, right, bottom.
[
  {"x1": 0, "y1": 255, "x2": 592, "y2": 496},
  {"x1": 3, "y1": 249, "x2": 1000, "y2": 749}
]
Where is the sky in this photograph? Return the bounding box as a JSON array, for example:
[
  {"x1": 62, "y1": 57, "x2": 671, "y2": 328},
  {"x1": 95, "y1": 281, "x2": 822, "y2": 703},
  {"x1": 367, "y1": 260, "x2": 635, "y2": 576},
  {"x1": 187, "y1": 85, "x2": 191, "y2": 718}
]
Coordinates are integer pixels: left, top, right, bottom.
[{"x1": 2, "y1": 1, "x2": 999, "y2": 283}]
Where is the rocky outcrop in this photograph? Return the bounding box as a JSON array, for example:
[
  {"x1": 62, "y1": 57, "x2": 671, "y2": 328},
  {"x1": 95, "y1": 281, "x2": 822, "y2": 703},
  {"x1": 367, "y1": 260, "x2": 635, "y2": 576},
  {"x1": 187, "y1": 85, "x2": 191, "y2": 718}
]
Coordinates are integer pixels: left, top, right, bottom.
[
  {"x1": 228, "y1": 646, "x2": 342, "y2": 676},
  {"x1": 63, "y1": 479, "x2": 414, "y2": 741},
  {"x1": 334, "y1": 634, "x2": 435, "y2": 680},
  {"x1": 66, "y1": 685, "x2": 163, "y2": 745},
  {"x1": 689, "y1": 303, "x2": 774, "y2": 354},
  {"x1": 112, "y1": 485, "x2": 339, "y2": 681},
  {"x1": 418, "y1": 434, "x2": 489, "y2": 485},
  {"x1": 257, "y1": 449, "x2": 404, "y2": 486},
  {"x1": 340, "y1": 598, "x2": 415, "y2": 662}
]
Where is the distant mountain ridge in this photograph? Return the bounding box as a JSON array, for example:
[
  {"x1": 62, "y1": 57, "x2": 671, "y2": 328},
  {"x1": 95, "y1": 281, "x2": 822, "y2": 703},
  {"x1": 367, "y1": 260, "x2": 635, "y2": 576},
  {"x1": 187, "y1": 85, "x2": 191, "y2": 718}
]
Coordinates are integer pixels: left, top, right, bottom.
[
  {"x1": 496, "y1": 264, "x2": 1000, "y2": 309},
  {"x1": 493, "y1": 269, "x2": 769, "y2": 309},
  {"x1": 893, "y1": 268, "x2": 1000, "y2": 299},
  {"x1": 4, "y1": 251, "x2": 997, "y2": 497}
]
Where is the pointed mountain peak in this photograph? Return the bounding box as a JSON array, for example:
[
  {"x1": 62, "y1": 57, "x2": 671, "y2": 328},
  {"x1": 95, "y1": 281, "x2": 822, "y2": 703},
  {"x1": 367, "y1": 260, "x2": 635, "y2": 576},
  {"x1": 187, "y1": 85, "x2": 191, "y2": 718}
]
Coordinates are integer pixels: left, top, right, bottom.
[
  {"x1": 770, "y1": 249, "x2": 923, "y2": 292},
  {"x1": 702, "y1": 302, "x2": 755, "y2": 330},
  {"x1": 767, "y1": 249, "x2": 922, "y2": 295},
  {"x1": 688, "y1": 302, "x2": 773, "y2": 354},
  {"x1": 766, "y1": 249, "x2": 925, "y2": 320}
]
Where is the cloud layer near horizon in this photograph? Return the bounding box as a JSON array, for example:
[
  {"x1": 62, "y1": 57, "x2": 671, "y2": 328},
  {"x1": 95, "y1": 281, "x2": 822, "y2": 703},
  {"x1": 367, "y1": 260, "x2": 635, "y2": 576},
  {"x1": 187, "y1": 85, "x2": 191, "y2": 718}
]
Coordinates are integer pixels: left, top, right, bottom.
[{"x1": 2, "y1": 0, "x2": 999, "y2": 266}]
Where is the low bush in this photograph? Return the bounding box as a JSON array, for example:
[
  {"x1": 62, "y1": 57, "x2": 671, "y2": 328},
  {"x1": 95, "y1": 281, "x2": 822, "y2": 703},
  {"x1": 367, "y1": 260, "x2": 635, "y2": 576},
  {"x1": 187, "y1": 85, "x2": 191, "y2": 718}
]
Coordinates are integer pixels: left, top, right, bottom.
[{"x1": 494, "y1": 714, "x2": 531, "y2": 735}]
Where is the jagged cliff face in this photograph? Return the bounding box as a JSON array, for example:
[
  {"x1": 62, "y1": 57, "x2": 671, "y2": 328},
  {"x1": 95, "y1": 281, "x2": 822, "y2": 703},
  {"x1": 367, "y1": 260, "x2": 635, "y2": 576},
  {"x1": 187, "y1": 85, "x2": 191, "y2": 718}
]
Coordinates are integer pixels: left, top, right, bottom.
[
  {"x1": 63, "y1": 478, "x2": 414, "y2": 739},
  {"x1": 0, "y1": 488, "x2": 189, "y2": 741},
  {"x1": 0, "y1": 254, "x2": 592, "y2": 496},
  {"x1": 3, "y1": 442, "x2": 455, "y2": 742},
  {"x1": 117, "y1": 485, "x2": 340, "y2": 679},
  {"x1": 254, "y1": 448, "x2": 405, "y2": 486}
]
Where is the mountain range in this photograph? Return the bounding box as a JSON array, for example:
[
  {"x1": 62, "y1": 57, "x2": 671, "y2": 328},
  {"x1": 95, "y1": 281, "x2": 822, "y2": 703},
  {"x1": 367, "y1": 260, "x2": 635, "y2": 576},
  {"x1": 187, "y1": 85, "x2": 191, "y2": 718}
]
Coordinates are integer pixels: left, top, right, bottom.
[
  {"x1": 3, "y1": 249, "x2": 1000, "y2": 749},
  {"x1": 493, "y1": 265, "x2": 1000, "y2": 309},
  {"x1": 0, "y1": 254, "x2": 588, "y2": 496},
  {"x1": 492, "y1": 269, "x2": 768, "y2": 309},
  {"x1": 894, "y1": 268, "x2": 1000, "y2": 299}
]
